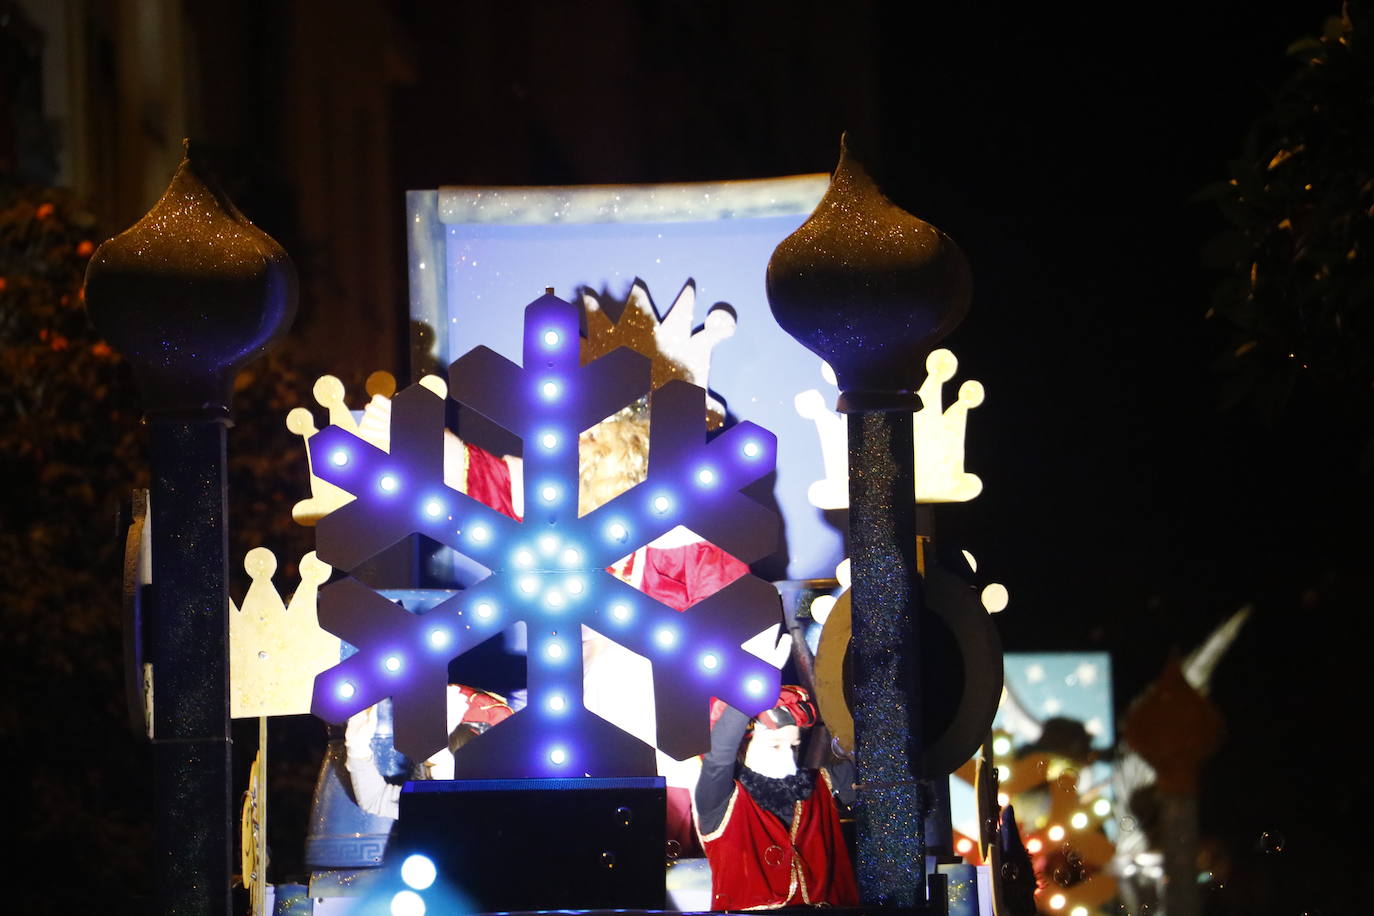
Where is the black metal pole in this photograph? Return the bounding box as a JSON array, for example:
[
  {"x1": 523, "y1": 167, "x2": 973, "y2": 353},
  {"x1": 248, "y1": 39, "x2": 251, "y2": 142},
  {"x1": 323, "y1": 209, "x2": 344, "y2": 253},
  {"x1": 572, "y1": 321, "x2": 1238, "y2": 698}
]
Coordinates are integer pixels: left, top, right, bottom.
[
  {"x1": 149, "y1": 419, "x2": 234, "y2": 914},
  {"x1": 847, "y1": 410, "x2": 926, "y2": 905},
  {"x1": 768, "y1": 135, "x2": 973, "y2": 910},
  {"x1": 85, "y1": 147, "x2": 296, "y2": 915}
]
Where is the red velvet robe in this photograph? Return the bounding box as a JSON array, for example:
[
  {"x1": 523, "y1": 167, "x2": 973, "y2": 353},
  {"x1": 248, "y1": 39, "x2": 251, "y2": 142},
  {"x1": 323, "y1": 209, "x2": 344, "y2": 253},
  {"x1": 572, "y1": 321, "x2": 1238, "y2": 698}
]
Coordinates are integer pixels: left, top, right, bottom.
[
  {"x1": 463, "y1": 443, "x2": 519, "y2": 519},
  {"x1": 700, "y1": 769, "x2": 858, "y2": 910}
]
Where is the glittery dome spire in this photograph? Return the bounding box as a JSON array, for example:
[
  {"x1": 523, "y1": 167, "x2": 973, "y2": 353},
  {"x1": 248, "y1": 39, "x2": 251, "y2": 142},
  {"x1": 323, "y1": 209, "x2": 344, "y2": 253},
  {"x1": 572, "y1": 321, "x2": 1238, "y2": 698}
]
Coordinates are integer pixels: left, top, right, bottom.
[
  {"x1": 85, "y1": 141, "x2": 297, "y2": 416},
  {"x1": 766, "y1": 136, "x2": 971, "y2": 410}
]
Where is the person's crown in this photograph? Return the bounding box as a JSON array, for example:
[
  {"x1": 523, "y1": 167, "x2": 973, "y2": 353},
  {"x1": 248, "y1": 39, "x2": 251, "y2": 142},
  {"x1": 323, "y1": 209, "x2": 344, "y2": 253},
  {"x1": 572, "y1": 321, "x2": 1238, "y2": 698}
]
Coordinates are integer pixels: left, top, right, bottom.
[{"x1": 579, "y1": 278, "x2": 735, "y2": 427}]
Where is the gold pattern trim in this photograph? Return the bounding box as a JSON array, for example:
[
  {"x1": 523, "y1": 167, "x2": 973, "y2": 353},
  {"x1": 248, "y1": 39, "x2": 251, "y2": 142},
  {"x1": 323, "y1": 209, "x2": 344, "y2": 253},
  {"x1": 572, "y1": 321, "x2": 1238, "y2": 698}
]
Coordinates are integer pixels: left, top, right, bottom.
[
  {"x1": 695, "y1": 783, "x2": 740, "y2": 845},
  {"x1": 791, "y1": 789, "x2": 809, "y2": 905}
]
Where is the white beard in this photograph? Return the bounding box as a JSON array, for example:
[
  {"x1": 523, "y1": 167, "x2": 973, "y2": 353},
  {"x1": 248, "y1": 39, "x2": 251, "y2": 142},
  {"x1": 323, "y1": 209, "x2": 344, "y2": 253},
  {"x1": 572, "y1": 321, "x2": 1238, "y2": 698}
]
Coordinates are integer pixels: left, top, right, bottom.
[{"x1": 743, "y1": 741, "x2": 798, "y2": 779}]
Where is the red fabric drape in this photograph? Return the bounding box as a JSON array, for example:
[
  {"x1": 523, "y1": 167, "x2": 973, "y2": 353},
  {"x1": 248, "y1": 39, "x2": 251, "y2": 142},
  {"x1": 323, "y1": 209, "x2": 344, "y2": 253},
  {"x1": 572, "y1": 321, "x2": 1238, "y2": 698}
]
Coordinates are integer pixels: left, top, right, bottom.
[
  {"x1": 641, "y1": 541, "x2": 748, "y2": 612},
  {"x1": 701, "y1": 770, "x2": 858, "y2": 910}
]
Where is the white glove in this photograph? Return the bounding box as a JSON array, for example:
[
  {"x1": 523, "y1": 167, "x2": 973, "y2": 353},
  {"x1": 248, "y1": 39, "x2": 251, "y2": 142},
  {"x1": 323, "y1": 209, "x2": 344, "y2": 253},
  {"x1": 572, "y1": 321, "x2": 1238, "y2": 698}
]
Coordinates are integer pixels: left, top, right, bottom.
[{"x1": 344, "y1": 704, "x2": 379, "y2": 760}]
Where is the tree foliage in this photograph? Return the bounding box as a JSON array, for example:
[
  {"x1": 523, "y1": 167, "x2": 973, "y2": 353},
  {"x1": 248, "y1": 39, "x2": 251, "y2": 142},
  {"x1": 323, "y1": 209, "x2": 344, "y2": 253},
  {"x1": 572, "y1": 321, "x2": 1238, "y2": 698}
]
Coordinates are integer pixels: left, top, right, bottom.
[
  {"x1": 0, "y1": 183, "x2": 155, "y2": 906},
  {"x1": 1205, "y1": 2, "x2": 1374, "y2": 455},
  {"x1": 1, "y1": 178, "x2": 320, "y2": 907}
]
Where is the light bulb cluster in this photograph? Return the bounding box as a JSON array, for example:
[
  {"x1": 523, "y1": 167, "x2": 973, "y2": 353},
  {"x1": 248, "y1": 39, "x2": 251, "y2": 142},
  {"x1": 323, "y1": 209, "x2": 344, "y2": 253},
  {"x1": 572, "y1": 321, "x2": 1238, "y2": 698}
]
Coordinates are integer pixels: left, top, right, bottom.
[{"x1": 987, "y1": 725, "x2": 1117, "y2": 913}]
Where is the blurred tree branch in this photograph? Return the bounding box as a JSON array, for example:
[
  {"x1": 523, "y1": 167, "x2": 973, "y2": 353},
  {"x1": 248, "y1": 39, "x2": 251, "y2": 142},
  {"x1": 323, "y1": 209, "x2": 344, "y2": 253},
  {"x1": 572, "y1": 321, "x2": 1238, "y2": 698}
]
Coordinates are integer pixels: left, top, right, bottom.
[{"x1": 1204, "y1": 2, "x2": 1374, "y2": 464}]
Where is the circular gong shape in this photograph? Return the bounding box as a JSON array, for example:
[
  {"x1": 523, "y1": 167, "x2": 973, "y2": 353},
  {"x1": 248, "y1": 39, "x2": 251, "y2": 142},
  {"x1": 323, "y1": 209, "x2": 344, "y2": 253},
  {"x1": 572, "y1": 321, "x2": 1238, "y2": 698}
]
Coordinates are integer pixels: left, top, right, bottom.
[
  {"x1": 813, "y1": 589, "x2": 854, "y2": 755},
  {"x1": 919, "y1": 561, "x2": 1004, "y2": 776},
  {"x1": 811, "y1": 560, "x2": 1004, "y2": 776}
]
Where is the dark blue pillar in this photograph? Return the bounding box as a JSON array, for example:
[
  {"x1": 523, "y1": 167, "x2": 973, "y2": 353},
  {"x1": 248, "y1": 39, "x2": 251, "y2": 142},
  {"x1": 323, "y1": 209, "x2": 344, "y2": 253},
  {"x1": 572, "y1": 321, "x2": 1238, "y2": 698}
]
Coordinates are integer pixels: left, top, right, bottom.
[
  {"x1": 768, "y1": 135, "x2": 973, "y2": 907},
  {"x1": 846, "y1": 410, "x2": 926, "y2": 904},
  {"x1": 148, "y1": 419, "x2": 234, "y2": 913},
  {"x1": 86, "y1": 146, "x2": 296, "y2": 914}
]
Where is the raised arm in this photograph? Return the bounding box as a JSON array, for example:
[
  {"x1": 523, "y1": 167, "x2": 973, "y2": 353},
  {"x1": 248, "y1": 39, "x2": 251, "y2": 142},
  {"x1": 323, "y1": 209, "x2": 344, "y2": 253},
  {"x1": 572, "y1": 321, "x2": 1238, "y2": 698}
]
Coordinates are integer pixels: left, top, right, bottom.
[
  {"x1": 695, "y1": 705, "x2": 750, "y2": 835},
  {"x1": 343, "y1": 704, "x2": 401, "y2": 820}
]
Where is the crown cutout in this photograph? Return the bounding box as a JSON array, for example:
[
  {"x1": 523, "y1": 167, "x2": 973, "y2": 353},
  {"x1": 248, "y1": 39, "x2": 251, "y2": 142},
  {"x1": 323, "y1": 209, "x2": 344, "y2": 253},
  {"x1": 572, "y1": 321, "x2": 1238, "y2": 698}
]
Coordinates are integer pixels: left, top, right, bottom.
[
  {"x1": 287, "y1": 371, "x2": 457, "y2": 524},
  {"x1": 580, "y1": 278, "x2": 736, "y2": 426},
  {"x1": 230, "y1": 547, "x2": 340, "y2": 718},
  {"x1": 797, "y1": 348, "x2": 984, "y2": 507}
]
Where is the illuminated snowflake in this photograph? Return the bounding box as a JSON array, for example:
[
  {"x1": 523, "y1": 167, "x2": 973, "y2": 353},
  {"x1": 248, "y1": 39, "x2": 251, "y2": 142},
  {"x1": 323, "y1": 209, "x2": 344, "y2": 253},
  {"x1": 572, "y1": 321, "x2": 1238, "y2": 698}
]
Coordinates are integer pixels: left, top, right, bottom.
[{"x1": 308, "y1": 291, "x2": 783, "y2": 778}]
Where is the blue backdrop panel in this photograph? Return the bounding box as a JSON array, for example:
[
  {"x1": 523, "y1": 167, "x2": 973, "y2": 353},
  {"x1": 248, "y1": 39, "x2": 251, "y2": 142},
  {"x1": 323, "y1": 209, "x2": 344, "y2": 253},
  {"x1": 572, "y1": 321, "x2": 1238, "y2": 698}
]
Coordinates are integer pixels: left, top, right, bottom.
[{"x1": 408, "y1": 182, "x2": 843, "y2": 580}]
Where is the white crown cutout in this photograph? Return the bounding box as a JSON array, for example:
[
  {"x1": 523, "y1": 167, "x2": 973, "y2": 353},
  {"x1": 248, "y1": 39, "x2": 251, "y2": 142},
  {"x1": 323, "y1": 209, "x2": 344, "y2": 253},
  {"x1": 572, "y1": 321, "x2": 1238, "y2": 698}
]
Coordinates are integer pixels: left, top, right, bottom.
[
  {"x1": 809, "y1": 551, "x2": 1007, "y2": 626},
  {"x1": 287, "y1": 370, "x2": 458, "y2": 524},
  {"x1": 796, "y1": 349, "x2": 984, "y2": 507},
  {"x1": 581, "y1": 278, "x2": 735, "y2": 426},
  {"x1": 230, "y1": 547, "x2": 341, "y2": 718}
]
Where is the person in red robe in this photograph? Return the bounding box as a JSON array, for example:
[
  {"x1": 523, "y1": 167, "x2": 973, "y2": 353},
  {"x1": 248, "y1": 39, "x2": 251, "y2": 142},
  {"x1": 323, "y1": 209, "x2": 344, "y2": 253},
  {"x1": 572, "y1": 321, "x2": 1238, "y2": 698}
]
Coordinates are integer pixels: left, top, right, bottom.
[{"x1": 695, "y1": 687, "x2": 858, "y2": 910}]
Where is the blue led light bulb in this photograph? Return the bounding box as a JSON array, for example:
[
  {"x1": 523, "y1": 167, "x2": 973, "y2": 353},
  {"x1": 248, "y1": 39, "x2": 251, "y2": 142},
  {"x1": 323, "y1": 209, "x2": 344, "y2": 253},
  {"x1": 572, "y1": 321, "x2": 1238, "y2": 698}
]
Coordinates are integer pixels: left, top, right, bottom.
[{"x1": 400, "y1": 854, "x2": 437, "y2": 891}]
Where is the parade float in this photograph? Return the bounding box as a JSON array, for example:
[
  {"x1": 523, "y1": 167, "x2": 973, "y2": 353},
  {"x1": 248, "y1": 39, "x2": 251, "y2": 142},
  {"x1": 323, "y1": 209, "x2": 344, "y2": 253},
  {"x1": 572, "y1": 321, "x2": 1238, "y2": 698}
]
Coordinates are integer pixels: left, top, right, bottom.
[{"x1": 83, "y1": 138, "x2": 1155, "y2": 916}]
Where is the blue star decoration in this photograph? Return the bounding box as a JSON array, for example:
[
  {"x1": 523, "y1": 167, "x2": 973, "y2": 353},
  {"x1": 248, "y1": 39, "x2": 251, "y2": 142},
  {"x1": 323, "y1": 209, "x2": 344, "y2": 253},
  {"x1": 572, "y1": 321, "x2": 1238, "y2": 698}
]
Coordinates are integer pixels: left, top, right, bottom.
[{"x1": 307, "y1": 291, "x2": 784, "y2": 778}]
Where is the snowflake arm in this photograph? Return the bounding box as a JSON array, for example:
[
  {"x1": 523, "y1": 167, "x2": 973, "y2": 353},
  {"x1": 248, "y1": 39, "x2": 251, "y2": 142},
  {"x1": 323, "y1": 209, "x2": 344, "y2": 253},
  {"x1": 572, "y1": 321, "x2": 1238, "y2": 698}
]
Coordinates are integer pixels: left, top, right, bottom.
[
  {"x1": 576, "y1": 381, "x2": 778, "y2": 565},
  {"x1": 450, "y1": 342, "x2": 650, "y2": 438},
  {"x1": 590, "y1": 572, "x2": 785, "y2": 759},
  {"x1": 311, "y1": 576, "x2": 516, "y2": 759},
  {"x1": 308, "y1": 384, "x2": 523, "y2": 571}
]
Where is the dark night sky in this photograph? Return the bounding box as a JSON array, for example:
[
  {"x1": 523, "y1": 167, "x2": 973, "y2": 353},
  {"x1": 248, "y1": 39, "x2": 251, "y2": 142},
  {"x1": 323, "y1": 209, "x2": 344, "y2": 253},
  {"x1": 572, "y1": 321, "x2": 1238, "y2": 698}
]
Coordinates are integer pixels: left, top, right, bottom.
[{"x1": 382, "y1": 4, "x2": 1355, "y2": 676}]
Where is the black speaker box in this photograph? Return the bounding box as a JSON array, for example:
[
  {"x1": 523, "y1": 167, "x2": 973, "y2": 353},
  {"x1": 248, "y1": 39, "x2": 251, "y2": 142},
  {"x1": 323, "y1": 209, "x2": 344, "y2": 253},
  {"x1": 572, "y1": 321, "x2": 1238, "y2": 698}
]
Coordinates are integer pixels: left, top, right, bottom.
[{"x1": 392, "y1": 776, "x2": 667, "y2": 911}]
